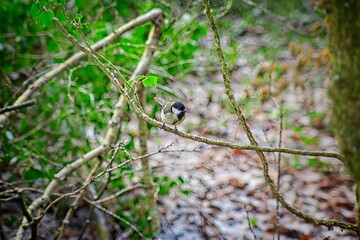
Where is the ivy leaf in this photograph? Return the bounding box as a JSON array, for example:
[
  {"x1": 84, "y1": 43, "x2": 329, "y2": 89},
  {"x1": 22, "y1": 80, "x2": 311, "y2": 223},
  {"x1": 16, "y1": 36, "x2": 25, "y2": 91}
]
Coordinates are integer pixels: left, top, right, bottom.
[
  {"x1": 38, "y1": 0, "x2": 47, "y2": 7},
  {"x1": 142, "y1": 76, "x2": 158, "y2": 87},
  {"x1": 84, "y1": 22, "x2": 93, "y2": 31},
  {"x1": 38, "y1": 11, "x2": 54, "y2": 28},
  {"x1": 30, "y1": 3, "x2": 41, "y2": 20}
]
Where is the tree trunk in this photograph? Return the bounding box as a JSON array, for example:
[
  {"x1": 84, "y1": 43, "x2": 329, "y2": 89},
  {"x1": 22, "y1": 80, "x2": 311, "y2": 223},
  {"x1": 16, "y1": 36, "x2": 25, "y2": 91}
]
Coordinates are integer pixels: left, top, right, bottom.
[{"x1": 325, "y1": 0, "x2": 360, "y2": 234}]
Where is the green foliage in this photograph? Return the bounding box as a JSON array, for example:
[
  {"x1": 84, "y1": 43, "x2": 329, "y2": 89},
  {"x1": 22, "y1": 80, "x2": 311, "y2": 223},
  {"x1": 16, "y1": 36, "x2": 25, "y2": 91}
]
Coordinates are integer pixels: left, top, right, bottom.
[
  {"x1": 153, "y1": 175, "x2": 186, "y2": 196},
  {"x1": 141, "y1": 75, "x2": 158, "y2": 88},
  {"x1": 38, "y1": 11, "x2": 54, "y2": 28},
  {"x1": 0, "y1": 1, "x2": 205, "y2": 237},
  {"x1": 30, "y1": 3, "x2": 41, "y2": 20}
]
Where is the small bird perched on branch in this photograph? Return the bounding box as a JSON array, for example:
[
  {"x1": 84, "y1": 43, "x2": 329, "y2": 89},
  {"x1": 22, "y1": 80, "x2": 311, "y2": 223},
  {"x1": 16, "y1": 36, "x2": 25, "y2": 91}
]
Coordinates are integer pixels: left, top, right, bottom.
[{"x1": 155, "y1": 97, "x2": 186, "y2": 132}]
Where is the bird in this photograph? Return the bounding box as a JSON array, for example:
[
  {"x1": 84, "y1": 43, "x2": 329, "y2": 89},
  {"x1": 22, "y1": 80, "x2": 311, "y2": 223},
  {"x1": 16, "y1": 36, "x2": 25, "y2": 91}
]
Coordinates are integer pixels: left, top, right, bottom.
[{"x1": 155, "y1": 97, "x2": 186, "y2": 132}]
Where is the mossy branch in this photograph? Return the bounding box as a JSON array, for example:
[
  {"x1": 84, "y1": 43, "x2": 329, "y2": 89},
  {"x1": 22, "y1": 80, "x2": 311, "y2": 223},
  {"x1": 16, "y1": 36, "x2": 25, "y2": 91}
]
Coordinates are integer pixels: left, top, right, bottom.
[{"x1": 203, "y1": 0, "x2": 357, "y2": 233}]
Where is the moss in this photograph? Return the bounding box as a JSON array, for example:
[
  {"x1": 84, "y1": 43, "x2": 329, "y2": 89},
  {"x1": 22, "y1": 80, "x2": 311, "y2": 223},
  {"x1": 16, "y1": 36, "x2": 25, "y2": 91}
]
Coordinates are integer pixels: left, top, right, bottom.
[{"x1": 326, "y1": 1, "x2": 360, "y2": 184}]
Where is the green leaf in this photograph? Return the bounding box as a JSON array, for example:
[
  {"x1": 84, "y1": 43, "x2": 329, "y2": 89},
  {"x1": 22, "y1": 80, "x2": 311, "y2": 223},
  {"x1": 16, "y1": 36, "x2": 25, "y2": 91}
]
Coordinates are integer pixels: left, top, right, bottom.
[
  {"x1": 293, "y1": 126, "x2": 303, "y2": 133},
  {"x1": 136, "y1": 75, "x2": 146, "y2": 80},
  {"x1": 30, "y1": 3, "x2": 41, "y2": 20},
  {"x1": 38, "y1": 11, "x2": 54, "y2": 28},
  {"x1": 158, "y1": 184, "x2": 170, "y2": 196},
  {"x1": 75, "y1": 13, "x2": 83, "y2": 23},
  {"x1": 23, "y1": 168, "x2": 47, "y2": 180},
  {"x1": 38, "y1": 0, "x2": 47, "y2": 7},
  {"x1": 84, "y1": 22, "x2": 93, "y2": 31},
  {"x1": 249, "y1": 218, "x2": 257, "y2": 226},
  {"x1": 177, "y1": 175, "x2": 185, "y2": 184},
  {"x1": 180, "y1": 189, "x2": 191, "y2": 196},
  {"x1": 169, "y1": 180, "x2": 178, "y2": 188},
  {"x1": 307, "y1": 157, "x2": 317, "y2": 167},
  {"x1": 142, "y1": 76, "x2": 158, "y2": 87}
]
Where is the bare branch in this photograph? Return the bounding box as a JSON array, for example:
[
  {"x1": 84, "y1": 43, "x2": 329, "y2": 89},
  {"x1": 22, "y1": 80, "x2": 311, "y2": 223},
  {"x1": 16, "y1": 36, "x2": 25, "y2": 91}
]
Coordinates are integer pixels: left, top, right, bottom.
[
  {"x1": 0, "y1": 100, "x2": 35, "y2": 115},
  {"x1": 83, "y1": 198, "x2": 146, "y2": 239}
]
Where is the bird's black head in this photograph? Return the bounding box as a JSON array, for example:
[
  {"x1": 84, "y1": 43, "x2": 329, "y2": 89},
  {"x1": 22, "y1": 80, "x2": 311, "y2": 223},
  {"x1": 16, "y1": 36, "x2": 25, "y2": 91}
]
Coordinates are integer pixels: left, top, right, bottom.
[
  {"x1": 172, "y1": 102, "x2": 186, "y2": 112},
  {"x1": 171, "y1": 102, "x2": 186, "y2": 120}
]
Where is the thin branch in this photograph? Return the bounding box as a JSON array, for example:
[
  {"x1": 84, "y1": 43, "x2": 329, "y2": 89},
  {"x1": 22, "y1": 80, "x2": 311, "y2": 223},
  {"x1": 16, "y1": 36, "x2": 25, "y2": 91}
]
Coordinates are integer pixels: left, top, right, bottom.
[
  {"x1": 0, "y1": 100, "x2": 35, "y2": 115},
  {"x1": 178, "y1": 192, "x2": 227, "y2": 239},
  {"x1": 15, "y1": 145, "x2": 107, "y2": 239},
  {"x1": 17, "y1": 189, "x2": 37, "y2": 240},
  {"x1": 240, "y1": 0, "x2": 313, "y2": 37},
  {"x1": 55, "y1": 159, "x2": 102, "y2": 240},
  {"x1": 86, "y1": 184, "x2": 142, "y2": 204},
  {"x1": 275, "y1": 102, "x2": 284, "y2": 240},
  {"x1": 83, "y1": 198, "x2": 146, "y2": 239},
  {"x1": 245, "y1": 205, "x2": 258, "y2": 240}
]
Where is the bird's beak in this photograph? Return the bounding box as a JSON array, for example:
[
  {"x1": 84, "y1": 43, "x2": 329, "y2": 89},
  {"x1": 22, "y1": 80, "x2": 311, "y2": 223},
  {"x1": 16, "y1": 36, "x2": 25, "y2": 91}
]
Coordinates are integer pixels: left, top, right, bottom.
[{"x1": 183, "y1": 110, "x2": 187, "y2": 113}]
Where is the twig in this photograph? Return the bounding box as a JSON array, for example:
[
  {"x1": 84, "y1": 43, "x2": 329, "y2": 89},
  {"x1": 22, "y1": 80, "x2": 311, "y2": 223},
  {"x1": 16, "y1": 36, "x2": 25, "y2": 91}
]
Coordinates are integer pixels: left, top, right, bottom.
[
  {"x1": 77, "y1": 206, "x2": 94, "y2": 240},
  {"x1": 11, "y1": 112, "x2": 55, "y2": 143},
  {"x1": 0, "y1": 100, "x2": 35, "y2": 115},
  {"x1": 50, "y1": 3, "x2": 344, "y2": 163},
  {"x1": 17, "y1": 189, "x2": 37, "y2": 240},
  {"x1": 55, "y1": 159, "x2": 102, "y2": 240},
  {"x1": 240, "y1": 0, "x2": 313, "y2": 37},
  {"x1": 245, "y1": 205, "x2": 257, "y2": 240},
  {"x1": 86, "y1": 184, "x2": 142, "y2": 204},
  {"x1": 39, "y1": 146, "x2": 122, "y2": 221},
  {"x1": 275, "y1": 102, "x2": 283, "y2": 240},
  {"x1": 83, "y1": 198, "x2": 146, "y2": 239},
  {"x1": 177, "y1": 192, "x2": 227, "y2": 239}
]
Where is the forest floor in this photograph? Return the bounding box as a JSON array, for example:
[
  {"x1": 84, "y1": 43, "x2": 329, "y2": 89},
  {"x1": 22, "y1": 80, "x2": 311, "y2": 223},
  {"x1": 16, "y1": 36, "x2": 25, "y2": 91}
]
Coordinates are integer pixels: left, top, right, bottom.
[{"x1": 149, "y1": 29, "x2": 358, "y2": 239}]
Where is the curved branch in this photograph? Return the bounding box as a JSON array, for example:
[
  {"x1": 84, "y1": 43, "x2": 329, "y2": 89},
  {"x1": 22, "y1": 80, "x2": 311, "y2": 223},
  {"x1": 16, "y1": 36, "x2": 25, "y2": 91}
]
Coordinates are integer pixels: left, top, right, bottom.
[{"x1": 203, "y1": 0, "x2": 356, "y2": 233}]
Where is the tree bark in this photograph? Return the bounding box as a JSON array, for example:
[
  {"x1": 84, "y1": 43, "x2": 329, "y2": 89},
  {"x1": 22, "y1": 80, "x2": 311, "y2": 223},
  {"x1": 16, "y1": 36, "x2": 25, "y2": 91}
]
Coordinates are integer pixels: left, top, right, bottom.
[{"x1": 325, "y1": 0, "x2": 360, "y2": 234}]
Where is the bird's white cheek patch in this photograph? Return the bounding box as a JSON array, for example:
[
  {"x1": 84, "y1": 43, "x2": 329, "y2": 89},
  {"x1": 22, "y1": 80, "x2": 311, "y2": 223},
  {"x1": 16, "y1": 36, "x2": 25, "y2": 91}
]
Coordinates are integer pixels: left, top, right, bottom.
[{"x1": 172, "y1": 107, "x2": 182, "y2": 115}]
